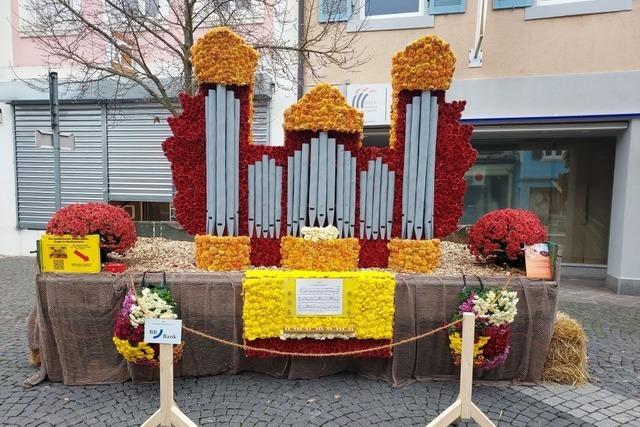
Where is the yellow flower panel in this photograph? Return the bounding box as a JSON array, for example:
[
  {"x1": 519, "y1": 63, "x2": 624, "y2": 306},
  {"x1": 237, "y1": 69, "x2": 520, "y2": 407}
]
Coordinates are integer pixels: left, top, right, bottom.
[
  {"x1": 280, "y1": 236, "x2": 360, "y2": 271},
  {"x1": 242, "y1": 270, "x2": 396, "y2": 341},
  {"x1": 283, "y1": 84, "x2": 364, "y2": 135},
  {"x1": 195, "y1": 235, "x2": 251, "y2": 271},
  {"x1": 387, "y1": 238, "x2": 441, "y2": 274},
  {"x1": 190, "y1": 27, "x2": 259, "y2": 86}
]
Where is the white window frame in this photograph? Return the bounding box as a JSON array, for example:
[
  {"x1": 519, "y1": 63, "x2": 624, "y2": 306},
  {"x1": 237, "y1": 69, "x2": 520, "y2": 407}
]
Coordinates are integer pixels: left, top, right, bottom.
[
  {"x1": 347, "y1": 0, "x2": 434, "y2": 32},
  {"x1": 525, "y1": 0, "x2": 632, "y2": 20},
  {"x1": 19, "y1": 0, "x2": 83, "y2": 36}
]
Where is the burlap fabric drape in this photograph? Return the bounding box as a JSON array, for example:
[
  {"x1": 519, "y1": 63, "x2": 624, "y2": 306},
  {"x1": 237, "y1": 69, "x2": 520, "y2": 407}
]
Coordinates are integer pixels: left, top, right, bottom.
[{"x1": 25, "y1": 273, "x2": 557, "y2": 387}]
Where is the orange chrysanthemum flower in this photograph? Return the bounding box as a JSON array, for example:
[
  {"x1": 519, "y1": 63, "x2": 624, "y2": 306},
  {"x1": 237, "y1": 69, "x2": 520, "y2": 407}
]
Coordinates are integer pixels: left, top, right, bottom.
[
  {"x1": 387, "y1": 238, "x2": 441, "y2": 273},
  {"x1": 283, "y1": 84, "x2": 364, "y2": 135},
  {"x1": 280, "y1": 236, "x2": 360, "y2": 271},
  {"x1": 190, "y1": 27, "x2": 259, "y2": 86},
  {"x1": 195, "y1": 235, "x2": 251, "y2": 271}
]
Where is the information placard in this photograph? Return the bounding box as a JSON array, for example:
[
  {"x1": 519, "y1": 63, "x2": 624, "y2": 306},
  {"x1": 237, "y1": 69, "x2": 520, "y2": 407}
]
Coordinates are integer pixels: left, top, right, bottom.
[
  {"x1": 39, "y1": 234, "x2": 101, "y2": 273},
  {"x1": 295, "y1": 278, "x2": 344, "y2": 316},
  {"x1": 144, "y1": 319, "x2": 182, "y2": 345}
]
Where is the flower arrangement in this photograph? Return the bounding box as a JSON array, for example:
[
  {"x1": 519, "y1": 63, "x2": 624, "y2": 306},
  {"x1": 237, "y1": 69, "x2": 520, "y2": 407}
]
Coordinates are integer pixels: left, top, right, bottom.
[
  {"x1": 467, "y1": 209, "x2": 547, "y2": 265},
  {"x1": 112, "y1": 284, "x2": 183, "y2": 366},
  {"x1": 448, "y1": 286, "x2": 519, "y2": 369},
  {"x1": 280, "y1": 236, "x2": 360, "y2": 271},
  {"x1": 195, "y1": 235, "x2": 251, "y2": 271},
  {"x1": 283, "y1": 84, "x2": 364, "y2": 135},
  {"x1": 46, "y1": 203, "x2": 137, "y2": 254},
  {"x1": 389, "y1": 35, "x2": 456, "y2": 148},
  {"x1": 190, "y1": 27, "x2": 259, "y2": 86},
  {"x1": 242, "y1": 269, "x2": 395, "y2": 357},
  {"x1": 387, "y1": 238, "x2": 441, "y2": 273}
]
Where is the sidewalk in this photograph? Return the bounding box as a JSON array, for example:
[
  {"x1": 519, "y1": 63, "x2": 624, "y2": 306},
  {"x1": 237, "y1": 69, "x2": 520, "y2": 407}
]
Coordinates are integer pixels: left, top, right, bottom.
[{"x1": 0, "y1": 257, "x2": 639, "y2": 426}]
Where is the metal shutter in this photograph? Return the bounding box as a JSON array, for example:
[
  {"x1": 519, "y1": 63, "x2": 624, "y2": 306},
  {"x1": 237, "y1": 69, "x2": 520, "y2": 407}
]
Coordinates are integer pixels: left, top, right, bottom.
[
  {"x1": 107, "y1": 104, "x2": 173, "y2": 201},
  {"x1": 14, "y1": 104, "x2": 105, "y2": 229},
  {"x1": 253, "y1": 96, "x2": 271, "y2": 145}
]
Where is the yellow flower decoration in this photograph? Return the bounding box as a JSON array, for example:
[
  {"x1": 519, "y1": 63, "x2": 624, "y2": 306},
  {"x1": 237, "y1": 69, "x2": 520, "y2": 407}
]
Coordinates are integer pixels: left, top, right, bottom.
[
  {"x1": 448, "y1": 332, "x2": 490, "y2": 367},
  {"x1": 112, "y1": 336, "x2": 155, "y2": 363},
  {"x1": 242, "y1": 269, "x2": 396, "y2": 341},
  {"x1": 195, "y1": 235, "x2": 251, "y2": 271},
  {"x1": 389, "y1": 35, "x2": 456, "y2": 147},
  {"x1": 283, "y1": 84, "x2": 364, "y2": 135},
  {"x1": 387, "y1": 238, "x2": 441, "y2": 274},
  {"x1": 280, "y1": 236, "x2": 360, "y2": 271},
  {"x1": 190, "y1": 27, "x2": 259, "y2": 86}
]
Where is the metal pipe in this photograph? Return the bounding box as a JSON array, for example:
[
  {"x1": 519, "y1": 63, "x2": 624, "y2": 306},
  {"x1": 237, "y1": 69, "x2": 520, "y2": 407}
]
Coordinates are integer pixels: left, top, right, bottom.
[
  {"x1": 343, "y1": 152, "x2": 352, "y2": 238},
  {"x1": 415, "y1": 91, "x2": 432, "y2": 240},
  {"x1": 248, "y1": 164, "x2": 255, "y2": 237},
  {"x1": 327, "y1": 137, "x2": 336, "y2": 226},
  {"x1": 287, "y1": 156, "x2": 293, "y2": 236},
  {"x1": 386, "y1": 171, "x2": 395, "y2": 240},
  {"x1": 336, "y1": 144, "x2": 345, "y2": 236},
  {"x1": 300, "y1": 143, "x2": 310, "y2": 232},
  {"x1": 365, "y1": 160, "x2": 375, "y2": 239},
  {"x1": 215, "y1": 84, "x2": 227, "y2": 236},
  {"x1": 225, "y1": 90, "x2": 236, "y2": 235},
  {"x1": 317, "y1": 132, "x2": 328, "y2": 226},
  {"x1": 426, "y1": 95, "x2": 439, "y2": 240},
  {"x1": 275, "y1": 166, "x2": 282, "y2": 238},
  {"x1": 406, "y1": 96, "x2": 421, "y2": 240},
  {"x1": 401, "y1": 103, "x2": 412, "y2": 239}
]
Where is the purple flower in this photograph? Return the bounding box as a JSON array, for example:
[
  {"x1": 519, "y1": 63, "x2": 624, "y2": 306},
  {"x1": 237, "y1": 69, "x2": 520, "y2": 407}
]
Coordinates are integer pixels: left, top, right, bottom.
[
  {"x1": 482, "y1": 345, "x2": 510, "y2": 370},
  {"x1": 459, "y1": 294, "x2": 475, "y2": 313}
]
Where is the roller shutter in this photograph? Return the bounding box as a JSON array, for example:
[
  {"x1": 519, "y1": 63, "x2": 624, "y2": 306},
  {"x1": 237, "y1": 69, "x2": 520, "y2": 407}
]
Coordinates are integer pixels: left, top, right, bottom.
[
  {"x1": 14, "y1": 104, "x2": 105, "y2": 229},
  {"x1": 253, "y1": 96, "x2": 271, "y2": 145},
  {"x1": 106, "y1": 104, "x2": 173, "y2": 202}
]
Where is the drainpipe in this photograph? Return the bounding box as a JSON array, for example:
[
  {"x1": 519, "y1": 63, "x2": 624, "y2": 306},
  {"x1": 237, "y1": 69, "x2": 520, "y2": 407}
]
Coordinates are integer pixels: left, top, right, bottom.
[{"x1": 297, "y1": 0, "x2": 305, "y2": 99}]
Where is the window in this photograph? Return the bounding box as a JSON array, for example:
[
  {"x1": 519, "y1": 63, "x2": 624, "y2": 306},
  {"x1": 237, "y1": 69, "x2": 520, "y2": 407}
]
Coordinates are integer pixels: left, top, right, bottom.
[
  {"x1": 195, "y1": 0, "x2": 264, "y2": 26},
  {"x1": 365, "y1": 0, "x2": 420, "y2": 16},
  {"x1": 105, "y1": 0, "x2": 168, "y2": 25},
  {"x1": 347, "y1": 0, "x2": 434, "y2": 31},
  {"x1": 525, "y1": 0, "x2": 632, "y2": 20},
  {"x1": 19, "y1": 0, "x2": 82, "y2": 35},
  {"x1": 461, "y1": 137, "x2": 615, "y2": 265}
]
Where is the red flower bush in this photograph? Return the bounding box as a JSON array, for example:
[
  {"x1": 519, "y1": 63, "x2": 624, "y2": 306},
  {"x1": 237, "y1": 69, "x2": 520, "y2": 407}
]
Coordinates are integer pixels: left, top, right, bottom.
[
  {"x1": 46, "y1": 203, "x2": 137, "y2": 254},
  {"x1": 467, "y1": 209, "x2": 547, "y2": 265}
]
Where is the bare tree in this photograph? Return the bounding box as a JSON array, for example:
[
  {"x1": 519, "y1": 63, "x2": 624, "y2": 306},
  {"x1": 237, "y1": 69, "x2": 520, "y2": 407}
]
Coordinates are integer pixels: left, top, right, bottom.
[{"x1": 17, "y1": 0, "x2": 368, "y2": 115}]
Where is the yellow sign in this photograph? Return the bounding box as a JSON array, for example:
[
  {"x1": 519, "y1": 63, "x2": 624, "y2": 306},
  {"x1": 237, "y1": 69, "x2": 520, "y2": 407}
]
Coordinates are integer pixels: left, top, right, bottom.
[
  {"x1": 282, "y1": 278, "x2": 358, "y2": 318},
  {"x1": 40, "y1": 234, "x2": 101, "y2": 273}
]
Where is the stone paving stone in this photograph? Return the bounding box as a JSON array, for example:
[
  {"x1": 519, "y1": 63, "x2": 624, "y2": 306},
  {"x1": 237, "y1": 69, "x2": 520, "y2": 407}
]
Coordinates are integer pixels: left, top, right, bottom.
[{"x1": 2, "y1": 258, "x2": 640, "y2": 426}]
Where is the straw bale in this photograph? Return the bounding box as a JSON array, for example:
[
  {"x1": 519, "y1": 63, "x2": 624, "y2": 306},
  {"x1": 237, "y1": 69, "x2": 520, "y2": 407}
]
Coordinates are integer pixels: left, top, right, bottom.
[{"x1": 542, "y1": 311, "x2": 589, "y2": 386}]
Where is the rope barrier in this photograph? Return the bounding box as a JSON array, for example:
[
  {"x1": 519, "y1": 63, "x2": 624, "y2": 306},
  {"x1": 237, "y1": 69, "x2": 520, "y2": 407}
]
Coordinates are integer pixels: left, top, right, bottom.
[{"x1": 182, "y1": 318, "x2": 463, "y2": 358}]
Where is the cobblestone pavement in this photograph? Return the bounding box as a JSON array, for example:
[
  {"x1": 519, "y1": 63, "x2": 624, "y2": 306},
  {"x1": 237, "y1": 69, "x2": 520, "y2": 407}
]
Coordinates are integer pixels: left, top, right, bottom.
[{"x1": 1, "y1": 257, "x2": 639, "y2": 427}]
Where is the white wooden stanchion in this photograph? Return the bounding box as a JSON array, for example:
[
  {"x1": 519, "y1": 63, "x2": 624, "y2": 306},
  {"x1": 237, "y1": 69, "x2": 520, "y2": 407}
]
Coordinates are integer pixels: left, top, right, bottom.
[
  {"x1": 141, "y1": 344, "x2": 196, "y2": 427},
  {"x1": 427, "y1": 313, "x2": 496, "y2": 427}
]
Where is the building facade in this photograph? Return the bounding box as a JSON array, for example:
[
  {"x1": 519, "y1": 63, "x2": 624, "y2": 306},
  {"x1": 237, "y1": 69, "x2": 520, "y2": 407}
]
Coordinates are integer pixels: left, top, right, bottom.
[
  {"x1": 0, "y1": 0, "x2": 299, "y2": 256},
  {"x1": 307, "y1": 0, "x2": 639, "y2": 294}
]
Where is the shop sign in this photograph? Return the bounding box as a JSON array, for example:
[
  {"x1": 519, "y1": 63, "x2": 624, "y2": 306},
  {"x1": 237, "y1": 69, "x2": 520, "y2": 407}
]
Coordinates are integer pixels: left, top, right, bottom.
[
  {"x1": 346, "y1": 83, "x2": 391, "y2": 125},
  {"x1": 144, "y1": 319, "x2": 183, "y2": 345}
]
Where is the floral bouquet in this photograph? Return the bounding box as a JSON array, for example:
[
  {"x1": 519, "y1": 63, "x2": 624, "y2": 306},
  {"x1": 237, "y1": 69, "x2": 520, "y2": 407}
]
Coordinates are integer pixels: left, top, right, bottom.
[
  {"x1": 448, "y1": 280, "x2": 518, "y2": 370},
  {"x1": 113, "y1": 274, "x2": 183, "y2": 366}
]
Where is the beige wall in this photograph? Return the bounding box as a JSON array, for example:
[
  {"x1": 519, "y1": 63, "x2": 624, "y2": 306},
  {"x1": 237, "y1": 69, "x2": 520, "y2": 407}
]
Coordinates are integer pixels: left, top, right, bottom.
[{"x1": 306, "y1": 6, "x2": 640, "y2": 85}]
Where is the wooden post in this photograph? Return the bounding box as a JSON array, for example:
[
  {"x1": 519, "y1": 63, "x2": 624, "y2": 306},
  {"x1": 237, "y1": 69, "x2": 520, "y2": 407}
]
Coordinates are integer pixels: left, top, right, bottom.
[
  {"x1": 427, "y1": 313, "x2": 496, "y2": 427},
  {"x1": 140, "y1": 344, "x2": 196, "y2": 427}
]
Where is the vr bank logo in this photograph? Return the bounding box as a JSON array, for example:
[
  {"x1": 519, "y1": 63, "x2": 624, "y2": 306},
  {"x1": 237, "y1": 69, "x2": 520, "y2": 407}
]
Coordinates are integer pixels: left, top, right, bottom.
[{"x1": 351, "y1": 87, "x2": 378, "y2": 111}]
